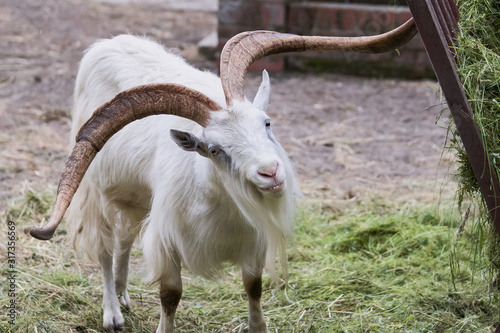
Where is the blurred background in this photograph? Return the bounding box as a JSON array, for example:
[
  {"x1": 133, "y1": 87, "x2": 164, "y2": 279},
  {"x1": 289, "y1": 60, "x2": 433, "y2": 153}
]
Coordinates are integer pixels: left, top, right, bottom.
[{"x1": 0, "y1": 0, "x2": 449, "y2": 212}]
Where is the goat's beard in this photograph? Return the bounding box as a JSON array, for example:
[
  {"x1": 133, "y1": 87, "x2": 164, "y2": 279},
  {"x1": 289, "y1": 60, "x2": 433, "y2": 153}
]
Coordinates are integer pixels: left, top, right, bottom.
[{"x1": 223, "y1": 166, "x2": 297, "y2": 285}]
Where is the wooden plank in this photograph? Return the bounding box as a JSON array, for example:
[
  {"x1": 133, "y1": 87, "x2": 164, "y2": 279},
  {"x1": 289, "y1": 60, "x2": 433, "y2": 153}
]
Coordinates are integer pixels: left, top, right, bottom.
[
  {"x1": 443, "y1": 0, "x2": 459, "y2": 30},
  {"x1": 430, "y1": 0, "x2": 453, "y2": 47},
  {"x1": 446, "y1": 0, "x2": 460, "y2": 23},
  {"x1": 436, "y1": 0, "x2": 457, "y2": 37}
]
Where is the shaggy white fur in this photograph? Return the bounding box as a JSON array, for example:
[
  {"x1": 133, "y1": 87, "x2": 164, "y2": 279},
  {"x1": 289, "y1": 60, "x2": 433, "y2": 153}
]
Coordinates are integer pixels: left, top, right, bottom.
[{"x1": 66, "y1": 34, "x2": 300, "y2": 333}]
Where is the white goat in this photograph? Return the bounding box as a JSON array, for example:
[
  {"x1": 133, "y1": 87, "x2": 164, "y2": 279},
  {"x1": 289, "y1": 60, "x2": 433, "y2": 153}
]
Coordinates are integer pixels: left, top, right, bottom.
[
  {"x1": 71, "y1": 35, "x2": 298, "y2": 332},
  {"x1": 28, "y1": 20, "x2": 418, "y2": 332}
]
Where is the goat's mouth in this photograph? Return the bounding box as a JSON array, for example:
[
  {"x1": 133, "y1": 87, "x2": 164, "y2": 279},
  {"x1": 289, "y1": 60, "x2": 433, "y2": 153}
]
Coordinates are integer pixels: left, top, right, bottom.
[{"x1": 260, "y1": 182, "x2": 284, "y2": 193}]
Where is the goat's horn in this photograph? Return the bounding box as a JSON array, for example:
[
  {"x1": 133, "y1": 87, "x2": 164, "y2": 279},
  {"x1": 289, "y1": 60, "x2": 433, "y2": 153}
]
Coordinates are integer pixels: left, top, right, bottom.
[
  {"x1": 28, "y1": 83, "x2": 221, "y2": 240},
  {"x1": 220, "y1": 18, "x2": 417, "y2": 105}
]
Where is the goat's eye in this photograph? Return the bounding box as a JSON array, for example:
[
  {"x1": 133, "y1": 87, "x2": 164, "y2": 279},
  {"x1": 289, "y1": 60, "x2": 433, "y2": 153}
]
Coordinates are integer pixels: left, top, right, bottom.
[
  {"x1": 209, "y1": 147, "x2": 220, "y2": 156},
  {"x1": 265, "y1": 119, "x2": 271, "y2": 128}
]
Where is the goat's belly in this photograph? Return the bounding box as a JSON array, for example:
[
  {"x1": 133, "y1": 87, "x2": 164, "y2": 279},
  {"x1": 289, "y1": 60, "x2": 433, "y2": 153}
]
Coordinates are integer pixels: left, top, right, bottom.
[{"x1": 104, "y1": 184, "x2": 151, "y2": 211}]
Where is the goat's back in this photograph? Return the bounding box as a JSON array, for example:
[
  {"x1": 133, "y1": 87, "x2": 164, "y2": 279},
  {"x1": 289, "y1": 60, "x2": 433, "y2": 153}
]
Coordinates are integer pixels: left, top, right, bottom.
[
  {"x1": 71, "y1": 34, "x2": 225, "y2": 141},
  {"x1": 67, "y1": 35, "x2": 222, "y2": 260}
]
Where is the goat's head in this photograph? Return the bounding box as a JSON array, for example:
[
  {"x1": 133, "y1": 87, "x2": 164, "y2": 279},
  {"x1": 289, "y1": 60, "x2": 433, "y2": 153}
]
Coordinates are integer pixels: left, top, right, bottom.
[
  {"x1": 170, "y1": 70, "x2": 289, "y2": 198},
  {"x1": 27, "y1": 18, "x2": 418, "y2": 240}
]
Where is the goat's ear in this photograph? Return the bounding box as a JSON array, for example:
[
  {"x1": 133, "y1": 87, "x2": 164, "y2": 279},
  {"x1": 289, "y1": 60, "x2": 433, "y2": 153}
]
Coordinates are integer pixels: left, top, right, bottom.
[
  {"x1": 170, "y1": 129, "x2": 208, "y2": 157},
  {"x1": 253, "y1": 70, "x2": 270, "y2": 111}
]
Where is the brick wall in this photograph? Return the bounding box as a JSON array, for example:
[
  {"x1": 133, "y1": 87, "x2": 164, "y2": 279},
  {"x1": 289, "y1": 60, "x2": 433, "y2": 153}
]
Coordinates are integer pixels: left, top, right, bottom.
[
  {"x1": 218, "y1": 0, "x2": 287, "y2": 72},
  {"x1": 217, "y1": 0, "x2": 433, "y2": 78}
]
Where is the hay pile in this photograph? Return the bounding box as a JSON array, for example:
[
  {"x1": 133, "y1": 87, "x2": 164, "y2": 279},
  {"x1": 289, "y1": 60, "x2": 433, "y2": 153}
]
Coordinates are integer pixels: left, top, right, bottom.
[
  {"x1": 454, "y1": 0, "x2": 500, "y2": 199},
  {"x1": 452, "y1": 0, "x2": 500, "y2": 279}
]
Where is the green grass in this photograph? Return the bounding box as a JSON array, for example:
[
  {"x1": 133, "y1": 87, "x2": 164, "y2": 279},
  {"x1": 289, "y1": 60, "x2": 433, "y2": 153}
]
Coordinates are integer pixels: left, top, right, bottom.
[
  {"x1": 1, "y1": 188, "x2": 499, "y2": 332},
  {"x1": 452, "y1": 0, "x2": 500, "y2": 201},
  {"x1": 448, "y1": 0, "x2": 500, "y2": 300}
]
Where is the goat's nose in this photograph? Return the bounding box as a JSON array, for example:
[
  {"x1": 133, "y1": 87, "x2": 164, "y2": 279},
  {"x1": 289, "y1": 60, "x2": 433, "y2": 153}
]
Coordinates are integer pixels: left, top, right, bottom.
[{"x1": 258, "y1": 163, "x2": 279, "y2": 179}]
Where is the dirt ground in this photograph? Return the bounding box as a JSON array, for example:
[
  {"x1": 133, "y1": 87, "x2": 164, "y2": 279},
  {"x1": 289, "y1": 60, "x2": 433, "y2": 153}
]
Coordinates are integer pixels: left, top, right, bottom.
[{"x1": 0, "y1": 0, "x2": 455, "y2": 215}]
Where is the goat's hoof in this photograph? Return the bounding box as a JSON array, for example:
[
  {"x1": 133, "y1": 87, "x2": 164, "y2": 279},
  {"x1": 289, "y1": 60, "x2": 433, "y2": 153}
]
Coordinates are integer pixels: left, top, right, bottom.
[
  {"x1": 119, "y1": 291, "x2": 131, "y2": 312},
  {"x1": 103, "y1": 311, "x2": 125, "y2": 332}
]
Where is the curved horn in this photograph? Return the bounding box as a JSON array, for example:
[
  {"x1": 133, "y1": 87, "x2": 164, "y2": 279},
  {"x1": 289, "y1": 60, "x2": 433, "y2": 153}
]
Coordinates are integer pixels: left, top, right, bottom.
[
  {"x1": 220, "y1": 18, "x2": 418, "y2": 105},
  {"x1": 28, "y1": 83, "x2": 221, "y2": 240}
]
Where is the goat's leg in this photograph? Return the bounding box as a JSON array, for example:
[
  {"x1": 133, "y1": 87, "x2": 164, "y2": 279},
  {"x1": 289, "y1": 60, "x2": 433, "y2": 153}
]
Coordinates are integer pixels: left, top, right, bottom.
[
  {"x1": 243, "y1": 267, "x2": 267, "y2": 333},
  {"x1": 113, "y1": 231, "x2": 137, "y2": 311},
  {"x1": 99, "y1": 249, "x2": 125, "y2": 332},
  {"x1": 156, "y1": 260, "x2": 182, "y2": 333}
]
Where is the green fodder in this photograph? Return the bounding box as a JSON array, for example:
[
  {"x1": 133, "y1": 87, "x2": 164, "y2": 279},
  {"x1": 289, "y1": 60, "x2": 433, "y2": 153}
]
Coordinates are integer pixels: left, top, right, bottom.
[
  {"x1": 274, "y1": 204, "x2": 498, "y2": 332},
  {"x1": 453, "y1": 0, "x2": 500, "y2": 198},
  {"x1": 2, "y1": 189, "x2": 499, "y2": 332},
  {"x1": 451, "y1": 0, "x2": 500, "y2": 292}
]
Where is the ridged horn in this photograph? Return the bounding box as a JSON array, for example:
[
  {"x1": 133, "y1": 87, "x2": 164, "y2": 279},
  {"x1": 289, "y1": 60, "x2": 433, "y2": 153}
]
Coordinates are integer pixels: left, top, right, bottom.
[
  {"x1": 220, "y1": 18, "x2": 418, "y2": 105},
  {"x1": 28, "y1": 83, "x2": 221, "y2": 240}
]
